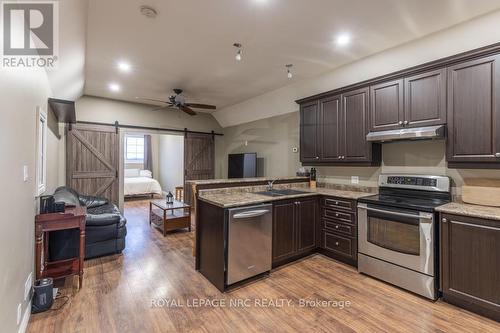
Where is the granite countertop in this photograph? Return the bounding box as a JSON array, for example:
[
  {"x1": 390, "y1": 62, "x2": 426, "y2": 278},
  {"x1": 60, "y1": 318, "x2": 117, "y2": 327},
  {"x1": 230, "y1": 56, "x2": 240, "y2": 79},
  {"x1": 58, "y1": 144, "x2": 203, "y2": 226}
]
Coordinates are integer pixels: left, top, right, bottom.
[
  {"x1": 436, "y1": 201, "x2": 500, "y2": 221},
  {"x1": 198, "y1": 187, "x2": 377, "y2": 208},
  {"x1": 186, "y1": 176, "x2": 308, "y2": 186}
]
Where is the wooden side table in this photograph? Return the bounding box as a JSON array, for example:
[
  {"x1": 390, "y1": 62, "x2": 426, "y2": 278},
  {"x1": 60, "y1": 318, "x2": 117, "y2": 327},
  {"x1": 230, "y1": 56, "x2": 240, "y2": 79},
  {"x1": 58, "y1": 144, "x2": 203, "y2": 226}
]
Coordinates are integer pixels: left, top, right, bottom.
[
  {"x1": 149, "y1": 200, "x2": 191, "y2": 236},
  {"x1": 35, "y1": 206, "x2": 87, "y2": 289}
]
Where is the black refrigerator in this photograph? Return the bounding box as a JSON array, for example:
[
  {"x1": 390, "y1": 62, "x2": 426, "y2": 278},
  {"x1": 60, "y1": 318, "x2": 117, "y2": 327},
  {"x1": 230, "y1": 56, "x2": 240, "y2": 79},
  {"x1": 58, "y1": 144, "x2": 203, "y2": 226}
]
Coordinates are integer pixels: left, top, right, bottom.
[{"x1": 228, "y1": 153, "x2": 257, "y2": 178}]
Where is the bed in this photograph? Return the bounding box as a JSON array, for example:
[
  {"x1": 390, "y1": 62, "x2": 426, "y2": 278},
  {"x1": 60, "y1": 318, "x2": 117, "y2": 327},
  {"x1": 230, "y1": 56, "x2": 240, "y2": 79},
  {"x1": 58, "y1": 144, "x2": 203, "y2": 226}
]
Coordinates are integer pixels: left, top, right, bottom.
[{"x1": 124, "y1": 169, "x2": 163, "y2": 197}]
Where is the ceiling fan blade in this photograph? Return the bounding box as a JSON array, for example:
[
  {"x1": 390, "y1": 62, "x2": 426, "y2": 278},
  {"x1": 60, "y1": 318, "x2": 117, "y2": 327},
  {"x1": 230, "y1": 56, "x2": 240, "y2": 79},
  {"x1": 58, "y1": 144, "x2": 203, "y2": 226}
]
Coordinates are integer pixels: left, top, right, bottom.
[
  {"x1": 185, "y1": 103, "x2": 216, "y2": 110},
  {"x1": 151, "y1": 106, "x2": 172, "y2": 112},
  {"x1": 179, "y1": 105, "x2": 197, "y2": 116},
  {"x1": 135, "y1": 97, "x2": 169, "y2": 104}
]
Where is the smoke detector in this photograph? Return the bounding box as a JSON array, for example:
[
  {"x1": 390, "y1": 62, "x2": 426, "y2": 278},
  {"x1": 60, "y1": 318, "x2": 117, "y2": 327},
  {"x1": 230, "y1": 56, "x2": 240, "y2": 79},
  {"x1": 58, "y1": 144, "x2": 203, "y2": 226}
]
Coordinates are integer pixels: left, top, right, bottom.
[{"x1": 140, "y1": 5, "x2": 158, "y2": 18}]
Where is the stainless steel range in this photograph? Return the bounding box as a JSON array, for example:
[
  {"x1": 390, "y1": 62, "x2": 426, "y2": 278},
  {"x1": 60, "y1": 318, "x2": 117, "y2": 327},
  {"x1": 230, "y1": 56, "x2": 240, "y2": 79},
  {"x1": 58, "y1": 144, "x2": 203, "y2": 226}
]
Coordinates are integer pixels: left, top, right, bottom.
[{"x1": 357, "y1": 174, "x2": 451, "y2": 300}]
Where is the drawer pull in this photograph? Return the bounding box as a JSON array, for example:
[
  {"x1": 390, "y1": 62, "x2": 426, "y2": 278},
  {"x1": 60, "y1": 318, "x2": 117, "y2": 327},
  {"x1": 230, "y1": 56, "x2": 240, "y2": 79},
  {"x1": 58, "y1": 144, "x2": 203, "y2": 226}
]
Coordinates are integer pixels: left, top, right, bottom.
[
  {"x1": 335, "y1": 242, "x2": 339, "y2": 246},
  {"x1": 335, "y1": 213, "x2": 339, "y2": 217},
  {"x1": 335, "y1": 225, "x2": 339, "y2": 229}
]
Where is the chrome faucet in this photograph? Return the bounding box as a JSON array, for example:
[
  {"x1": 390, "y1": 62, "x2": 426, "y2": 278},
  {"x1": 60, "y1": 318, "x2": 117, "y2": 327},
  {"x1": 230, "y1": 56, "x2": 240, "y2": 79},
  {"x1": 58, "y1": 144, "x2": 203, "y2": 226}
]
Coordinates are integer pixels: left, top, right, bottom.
[{"x1": 267, "y1": 180, "x2": 276, "y2": 191}]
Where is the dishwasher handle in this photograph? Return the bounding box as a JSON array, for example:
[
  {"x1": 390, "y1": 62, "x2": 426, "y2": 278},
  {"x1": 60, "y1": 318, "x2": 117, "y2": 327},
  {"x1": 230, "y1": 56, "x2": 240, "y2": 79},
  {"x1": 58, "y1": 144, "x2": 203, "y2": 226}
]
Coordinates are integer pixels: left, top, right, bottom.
[{"x1": 232, "y1": 209, "x2": 270, "y2": 219}]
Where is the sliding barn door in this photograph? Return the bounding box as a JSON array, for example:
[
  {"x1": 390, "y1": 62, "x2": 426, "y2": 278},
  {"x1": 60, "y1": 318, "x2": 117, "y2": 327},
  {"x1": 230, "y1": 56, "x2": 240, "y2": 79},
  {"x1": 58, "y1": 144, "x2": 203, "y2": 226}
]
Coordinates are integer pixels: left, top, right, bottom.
[
  {"x1": 184, "y1": 133, "x2": 215, "y2": 205},
  {"x1": 66, "y1": 123, "x2": 119, "y2": 205}
]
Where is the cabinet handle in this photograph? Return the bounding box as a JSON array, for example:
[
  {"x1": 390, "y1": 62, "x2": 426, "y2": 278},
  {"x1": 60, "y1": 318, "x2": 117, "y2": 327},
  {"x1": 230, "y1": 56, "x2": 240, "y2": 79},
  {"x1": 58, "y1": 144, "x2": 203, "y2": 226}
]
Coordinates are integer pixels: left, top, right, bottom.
[
  {"x1": 398, "y1": 121, "x2": 403, "y2": 125},
  {"x1": 335, "y1": 213, "x2": 339, "y2": 217},
  {"x1": 342, "y1": 156, "x2": 345, "y2": 159},
  {"x1": 338, "y1": 155, "x2": 342, "y2": 159},
  {"x1": 441, "y1": 218, "x2": 447, "y2": 223},
  {"x1": 335, "y1": 225, "x2": 339, "y2": 229},
  {"x1": 335, "y1": 242, "x2": 339, "y2": 246},
  {"x1": 315, "y1": 156, "x2": 320, "y2": 159},
  {"x1": 334, "y1": 201, "x2": 338, "y2": 205},
  {"x1": 403, "y1": 120, "x2": 409, "y2": 125},
  {"x1": 495, "y1": 153, "x2": 500, "y2": 158}
]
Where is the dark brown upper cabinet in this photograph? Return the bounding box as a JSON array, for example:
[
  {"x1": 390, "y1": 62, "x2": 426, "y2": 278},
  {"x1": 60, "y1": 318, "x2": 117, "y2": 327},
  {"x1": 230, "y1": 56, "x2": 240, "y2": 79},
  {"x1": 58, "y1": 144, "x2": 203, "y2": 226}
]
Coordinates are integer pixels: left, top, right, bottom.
[
  {"x1": 369, "y1": 79, "x2": 404, "y2": 131},
  {"x1": 342, "y1": 87, "x2": 374, "y2": 162},
  {"x1": 299, "y1": 101, "x2": 320, "y2": 163},
  {"x1": 404, "y1": 69, "x2": 446, "y2": 127},
  {"x1": 447, "y1": 55, "x2": 500, "y2": 164},
  {"x1": 299, "y1": 90, "x2": 380, "y2": 165},
  {"x1": 319, "y1": 95, "x2": 342, "y2": 162}
]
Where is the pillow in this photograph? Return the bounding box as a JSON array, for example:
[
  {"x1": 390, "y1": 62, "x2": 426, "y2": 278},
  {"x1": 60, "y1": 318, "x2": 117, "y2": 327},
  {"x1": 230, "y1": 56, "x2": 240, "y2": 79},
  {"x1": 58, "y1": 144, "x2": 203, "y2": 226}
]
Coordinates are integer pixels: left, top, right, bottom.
[
  {"x1": 124, "y1": 168, "x2": 140, "y2": 178},
  {"x1": 140, "y1": 170, "x2": 153, "y2": 178}
]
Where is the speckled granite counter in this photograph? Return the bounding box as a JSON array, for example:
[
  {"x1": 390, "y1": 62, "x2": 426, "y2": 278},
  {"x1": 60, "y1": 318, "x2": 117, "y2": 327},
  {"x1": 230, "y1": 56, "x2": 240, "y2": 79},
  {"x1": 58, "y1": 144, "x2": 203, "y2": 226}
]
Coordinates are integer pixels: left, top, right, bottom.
[
  {"x1": 186, "y1": 176, "x2": 308, "y2": 186},
  {"x1": 198, "y1": 186, "x2": 377, "y2": 208},
  {"x1": 436, "y1": 202, "x2": 500, "y2": 222}
]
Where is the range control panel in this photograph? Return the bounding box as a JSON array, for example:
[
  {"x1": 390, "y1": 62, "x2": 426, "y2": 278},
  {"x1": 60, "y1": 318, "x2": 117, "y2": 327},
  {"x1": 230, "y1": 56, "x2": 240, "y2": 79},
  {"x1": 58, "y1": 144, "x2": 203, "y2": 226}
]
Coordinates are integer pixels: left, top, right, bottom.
[{"x1": 386, "y1": 176, "x2": 437, "y2": 187}]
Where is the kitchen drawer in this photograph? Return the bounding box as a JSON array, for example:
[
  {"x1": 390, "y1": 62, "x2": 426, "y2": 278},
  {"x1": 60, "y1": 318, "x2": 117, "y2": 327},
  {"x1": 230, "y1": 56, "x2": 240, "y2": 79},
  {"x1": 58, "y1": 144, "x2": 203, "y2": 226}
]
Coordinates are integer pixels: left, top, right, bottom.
[
  {"x1": 323, "y1": 218, "x2": 355, "y2": 237},
  {"x1": 323, "y1": 232, "x2": 354, "y2": 258},
  {"x1": 322, "y1": 197, "x2": 355, "y2": 212},
  {"x1": 322, "y1": 208, "x2": 355, "y2": 225}
]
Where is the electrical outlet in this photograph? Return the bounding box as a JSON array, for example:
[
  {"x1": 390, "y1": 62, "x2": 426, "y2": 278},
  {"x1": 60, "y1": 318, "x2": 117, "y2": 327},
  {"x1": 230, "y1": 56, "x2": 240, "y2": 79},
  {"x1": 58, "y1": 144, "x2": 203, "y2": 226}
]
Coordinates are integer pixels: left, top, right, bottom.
[
  {"x1": 17, "y1": 303, "x2": 22, "y2": 325},
  {"x1": 292, "y1": 147, "x2": 298, "y2": 153},
  {"x1": 24, "y1": 273, "x2": 32, "y2": 301},
  {"x1": 351, "y1": 176, "x2": 359, "y2": 184}
]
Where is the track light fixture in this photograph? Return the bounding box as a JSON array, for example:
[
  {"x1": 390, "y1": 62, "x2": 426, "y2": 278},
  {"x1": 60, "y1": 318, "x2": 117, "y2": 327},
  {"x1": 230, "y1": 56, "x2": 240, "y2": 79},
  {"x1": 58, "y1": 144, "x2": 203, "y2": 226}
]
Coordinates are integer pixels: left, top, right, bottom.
[
  {"x1": 286, "y1": 64, "x2": 293, "y2": 79},
  {"x1": 233, "y1": 43, "x2": 242, "y2": 61}
]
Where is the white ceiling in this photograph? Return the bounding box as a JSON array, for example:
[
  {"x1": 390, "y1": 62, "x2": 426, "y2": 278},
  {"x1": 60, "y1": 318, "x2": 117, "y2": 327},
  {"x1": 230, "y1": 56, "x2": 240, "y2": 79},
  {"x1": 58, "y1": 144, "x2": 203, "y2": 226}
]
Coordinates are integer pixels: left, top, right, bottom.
[{"x1": 84, "y1": 0, "x2": 500, "y2": 113}]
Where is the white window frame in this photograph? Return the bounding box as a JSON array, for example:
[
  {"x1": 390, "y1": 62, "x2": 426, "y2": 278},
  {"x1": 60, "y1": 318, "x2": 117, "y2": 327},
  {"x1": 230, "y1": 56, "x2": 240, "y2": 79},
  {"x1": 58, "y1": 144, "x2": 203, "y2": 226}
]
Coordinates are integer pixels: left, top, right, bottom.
[
  {"x1": 36, "y1": 107, "x2": 48, "y2": 196},
  {"x1": 125, "y1": 135, "x2": 145, "y2": 164}
]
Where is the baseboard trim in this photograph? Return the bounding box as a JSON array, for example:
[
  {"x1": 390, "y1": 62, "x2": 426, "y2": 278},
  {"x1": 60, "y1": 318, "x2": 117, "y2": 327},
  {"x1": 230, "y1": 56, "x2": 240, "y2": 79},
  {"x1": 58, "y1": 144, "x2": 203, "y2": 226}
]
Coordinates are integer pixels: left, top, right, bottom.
[{"x1": 18, "y1": 301, "x2": 31, "y2": 333}]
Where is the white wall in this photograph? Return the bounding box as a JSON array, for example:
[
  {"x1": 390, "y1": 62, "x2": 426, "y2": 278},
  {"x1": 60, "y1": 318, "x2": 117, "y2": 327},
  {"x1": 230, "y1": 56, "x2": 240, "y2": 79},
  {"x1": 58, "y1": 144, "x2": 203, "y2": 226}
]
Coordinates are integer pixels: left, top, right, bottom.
[
  {"x1": 158, "y1": 135, "x2": 185, "y2": 195},
  {"x1": 0, "y1": 1, "x2": 87, "y2": 332},
  {"x1": 214, "y1": 10, "x2": 500, "y2": 127}
]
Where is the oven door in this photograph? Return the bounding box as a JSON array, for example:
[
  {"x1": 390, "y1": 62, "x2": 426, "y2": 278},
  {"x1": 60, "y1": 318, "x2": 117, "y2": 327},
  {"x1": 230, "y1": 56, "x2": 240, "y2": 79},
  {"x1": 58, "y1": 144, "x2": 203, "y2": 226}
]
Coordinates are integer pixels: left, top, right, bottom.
[{"x1": 358, "y1": 203, "x2": 434, "y2": 276}]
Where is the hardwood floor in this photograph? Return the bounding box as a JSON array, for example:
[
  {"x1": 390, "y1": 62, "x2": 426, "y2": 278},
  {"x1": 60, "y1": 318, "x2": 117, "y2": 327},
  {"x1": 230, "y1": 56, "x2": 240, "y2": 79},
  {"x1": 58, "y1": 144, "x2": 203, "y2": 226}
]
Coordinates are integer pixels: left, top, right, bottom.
[{"x1": 28, "y1": 199, "x2": 500, "y2": 332}]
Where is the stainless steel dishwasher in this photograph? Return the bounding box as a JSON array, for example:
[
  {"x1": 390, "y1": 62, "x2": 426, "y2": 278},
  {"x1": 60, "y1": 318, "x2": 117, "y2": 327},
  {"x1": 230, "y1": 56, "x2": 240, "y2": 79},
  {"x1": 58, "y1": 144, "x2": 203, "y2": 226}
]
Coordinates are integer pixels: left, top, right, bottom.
[{"x1": 227, "y1": 204, "x2": 273, "y2": 285}]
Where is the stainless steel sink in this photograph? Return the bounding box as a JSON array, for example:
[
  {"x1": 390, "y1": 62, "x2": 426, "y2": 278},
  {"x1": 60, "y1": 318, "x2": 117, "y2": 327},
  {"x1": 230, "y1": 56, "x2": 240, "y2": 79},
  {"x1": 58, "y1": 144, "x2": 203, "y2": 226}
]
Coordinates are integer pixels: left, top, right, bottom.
[{"x1": 255, "y1": 189, "x2": 310, "y2": 197}]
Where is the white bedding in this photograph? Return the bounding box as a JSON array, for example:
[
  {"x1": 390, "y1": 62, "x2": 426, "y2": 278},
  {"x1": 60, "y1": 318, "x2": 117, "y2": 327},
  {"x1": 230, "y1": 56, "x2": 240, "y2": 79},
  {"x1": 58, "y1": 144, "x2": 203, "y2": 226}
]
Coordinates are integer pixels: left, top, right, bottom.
[{"x1": 124, "y1": 176, "x2": 163, "y2": 196}]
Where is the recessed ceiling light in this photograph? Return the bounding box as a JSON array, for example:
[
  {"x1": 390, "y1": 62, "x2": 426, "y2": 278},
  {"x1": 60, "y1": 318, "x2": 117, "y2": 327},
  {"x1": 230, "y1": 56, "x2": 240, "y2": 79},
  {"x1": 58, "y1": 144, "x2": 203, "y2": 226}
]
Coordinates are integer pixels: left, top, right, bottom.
[
  {"x1": 109, "y1": 82, "x2": 121, "y2": 92},
  {"x1": 335, "y1": 33, "x2": 351, "y2": 46},
  {"x1": 117, "y1": 61, "x2": 131, "y2": 73}
]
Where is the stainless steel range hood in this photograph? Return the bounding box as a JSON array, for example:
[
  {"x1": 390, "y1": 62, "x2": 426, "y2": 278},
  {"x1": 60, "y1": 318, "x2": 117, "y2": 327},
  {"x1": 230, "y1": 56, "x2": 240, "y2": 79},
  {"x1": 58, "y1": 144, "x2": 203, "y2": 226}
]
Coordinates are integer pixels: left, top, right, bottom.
[{"x1": 366, "y1": 125, "x2": 446, "y2": 142}]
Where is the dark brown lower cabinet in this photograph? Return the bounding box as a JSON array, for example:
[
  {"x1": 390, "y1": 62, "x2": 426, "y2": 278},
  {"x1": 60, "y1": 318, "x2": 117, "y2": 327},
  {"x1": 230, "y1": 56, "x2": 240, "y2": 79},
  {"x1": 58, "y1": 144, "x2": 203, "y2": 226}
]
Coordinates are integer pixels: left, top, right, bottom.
[
  {"x1": 272, "y1": 198, "x2": 317, "y2": 266},
  {"x1": 319, "y1": 196, "x2": 358, "y2": 267},
  {"x1": 440, "y1": 213, "x2": 500, "y2": 321}
]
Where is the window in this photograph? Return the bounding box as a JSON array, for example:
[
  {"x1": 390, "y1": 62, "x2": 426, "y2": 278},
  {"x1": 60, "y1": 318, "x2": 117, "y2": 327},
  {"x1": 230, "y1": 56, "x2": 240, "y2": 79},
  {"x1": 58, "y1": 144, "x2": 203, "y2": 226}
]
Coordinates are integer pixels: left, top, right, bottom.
[
  {"x1": 125, "y1": 135, "x2": 144, "y2": 163},
  {"x1": 36, "y1": 107, "x2": 47, "y2": 196}
]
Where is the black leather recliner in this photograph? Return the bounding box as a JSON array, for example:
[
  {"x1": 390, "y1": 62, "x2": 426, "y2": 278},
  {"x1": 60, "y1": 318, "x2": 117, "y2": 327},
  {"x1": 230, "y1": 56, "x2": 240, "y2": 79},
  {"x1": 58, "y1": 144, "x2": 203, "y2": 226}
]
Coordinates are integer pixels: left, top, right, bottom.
[{"x1": 49, "y1": 187, "x2": 127, "y2": 260}]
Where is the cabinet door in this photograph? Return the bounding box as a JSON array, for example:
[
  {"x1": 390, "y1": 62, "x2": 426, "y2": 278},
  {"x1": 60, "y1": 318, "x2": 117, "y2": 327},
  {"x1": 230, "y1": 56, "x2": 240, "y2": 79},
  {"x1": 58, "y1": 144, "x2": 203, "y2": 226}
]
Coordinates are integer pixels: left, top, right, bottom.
[
  {"x1": 370, "y1": 79, "x2": 404, "y2": 131},
  {"x1": 296, "y1": 198, "x2": 317, "y2": 253},
  {"x1": 404, "y1": 69, "x2": 446, "y2": 127},
  {"x1": 441, "y1": 214, "x2": 500, "y2": 321},
  {"x1": 272, "y1": 201, "x2": 296, "y2": 263},
  {"x1": 300, "y1": 101, "x2": 320, "y2": 163},
  {"x1": 319, "y1": 95, "x2": 342, "y2": 161},
  {"x1": 447, "y1": 55, "x2": 500, "y2": 163},
  {"x1": 342, "y1": 87, "x2": 372, "y2": 162}
]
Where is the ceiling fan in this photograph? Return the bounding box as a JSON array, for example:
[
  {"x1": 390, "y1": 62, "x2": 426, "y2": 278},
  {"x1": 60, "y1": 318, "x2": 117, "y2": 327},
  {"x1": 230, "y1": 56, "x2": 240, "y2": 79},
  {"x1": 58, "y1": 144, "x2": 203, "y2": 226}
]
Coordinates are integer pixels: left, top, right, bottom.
[{"x1": 136, "y1": 89, "x2": 216, "y2": 116}]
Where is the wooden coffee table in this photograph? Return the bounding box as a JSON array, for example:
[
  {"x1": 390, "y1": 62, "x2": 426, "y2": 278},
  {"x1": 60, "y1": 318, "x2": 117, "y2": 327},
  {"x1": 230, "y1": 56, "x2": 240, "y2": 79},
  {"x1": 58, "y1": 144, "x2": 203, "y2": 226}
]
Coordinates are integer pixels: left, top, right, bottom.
[{"x1": 149, "y1": 200, "x2": 191, "y2": 236}]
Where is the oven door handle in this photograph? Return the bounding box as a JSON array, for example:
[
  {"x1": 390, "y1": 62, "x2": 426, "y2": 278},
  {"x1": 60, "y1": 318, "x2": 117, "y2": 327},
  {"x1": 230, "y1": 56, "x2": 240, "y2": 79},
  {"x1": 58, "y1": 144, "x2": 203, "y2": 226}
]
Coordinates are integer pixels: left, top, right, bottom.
[{"x1": 359, "y1": 204, "x2": 433, "y2": 221}]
